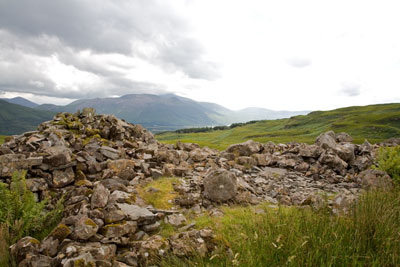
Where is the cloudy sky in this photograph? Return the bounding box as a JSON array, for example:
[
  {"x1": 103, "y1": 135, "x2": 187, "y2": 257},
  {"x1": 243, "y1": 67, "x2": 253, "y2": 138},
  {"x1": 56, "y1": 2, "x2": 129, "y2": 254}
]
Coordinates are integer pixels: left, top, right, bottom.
[{"x1": 0, "y1": 0, "x2": 399, "y2": 111}]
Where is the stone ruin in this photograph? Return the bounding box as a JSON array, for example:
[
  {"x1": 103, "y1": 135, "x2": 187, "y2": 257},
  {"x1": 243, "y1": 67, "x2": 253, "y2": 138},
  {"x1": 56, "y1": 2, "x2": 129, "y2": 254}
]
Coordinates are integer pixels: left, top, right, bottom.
[{"x1": 0, "y1": 108, "x2": 394, "y2": 266}]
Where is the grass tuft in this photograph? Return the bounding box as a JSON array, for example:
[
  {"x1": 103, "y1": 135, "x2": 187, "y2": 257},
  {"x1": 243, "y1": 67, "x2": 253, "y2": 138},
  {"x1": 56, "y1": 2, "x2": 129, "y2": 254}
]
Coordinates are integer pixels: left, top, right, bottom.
[{"x1": 137, "y1": 177, "x2": 181, "y2": 210}]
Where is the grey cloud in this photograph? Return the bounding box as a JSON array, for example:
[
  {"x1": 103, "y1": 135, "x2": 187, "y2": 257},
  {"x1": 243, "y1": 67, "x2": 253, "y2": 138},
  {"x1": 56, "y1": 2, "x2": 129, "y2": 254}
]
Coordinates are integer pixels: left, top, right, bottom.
[
  {"x1": 286, "y1": 57, "x2": 312, "y2": 68},
  {"x1": 0, "y1": 0, "x2": 220, "y2": 81},
  {"x1": 340, "y1": 82, "x2": 361, "y2": 97}
]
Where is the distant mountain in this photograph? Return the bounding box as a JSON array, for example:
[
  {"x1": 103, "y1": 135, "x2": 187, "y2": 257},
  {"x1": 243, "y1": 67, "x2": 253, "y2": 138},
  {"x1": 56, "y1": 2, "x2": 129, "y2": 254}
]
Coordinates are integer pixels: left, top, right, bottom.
[
  {"x1": 0, "y1": 100, "x2": 54, "y2": 135},
  {"x1": 0, "y1": 97, "x2": 39, "y2": 108},
  {"x1": 35, "y1": 94, "x2": 310, "y2": 132}
]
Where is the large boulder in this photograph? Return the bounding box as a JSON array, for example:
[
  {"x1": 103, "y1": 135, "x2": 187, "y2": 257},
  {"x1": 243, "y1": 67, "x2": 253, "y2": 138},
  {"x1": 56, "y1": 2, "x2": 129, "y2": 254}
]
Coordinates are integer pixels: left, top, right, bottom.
[
  {"x1": 203, "y1": 169, "x2": 237, "y2": 202},
  {"x1": 333, "y1": 143, "x2": 355, "y2": 162},
  {"x1": 298, "y1": 144, "x2": 323, "y2": 158},
  {"x1": 316, "y1": 131, "x2": 337, "y2": 150},
  {"x1": 226, "y1": 140, "x2": 261, "y2": 156},
  {"x1": 355, "y1": 169, "x2": 393, "y2": 190}
]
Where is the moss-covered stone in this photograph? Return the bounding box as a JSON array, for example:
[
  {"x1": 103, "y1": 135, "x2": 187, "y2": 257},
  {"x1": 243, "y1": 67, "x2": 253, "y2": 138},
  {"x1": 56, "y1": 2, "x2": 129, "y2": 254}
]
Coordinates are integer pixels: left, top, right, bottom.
[{"x1": 49, "y1": 223, "x2": 71, "y2": 242}]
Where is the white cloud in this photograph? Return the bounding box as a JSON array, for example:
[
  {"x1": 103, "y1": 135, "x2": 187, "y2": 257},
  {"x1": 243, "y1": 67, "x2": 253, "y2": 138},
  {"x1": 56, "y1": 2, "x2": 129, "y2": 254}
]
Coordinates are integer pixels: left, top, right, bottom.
[{"x1": 0, "y1": 0, "x2": 399, "y2": 111}]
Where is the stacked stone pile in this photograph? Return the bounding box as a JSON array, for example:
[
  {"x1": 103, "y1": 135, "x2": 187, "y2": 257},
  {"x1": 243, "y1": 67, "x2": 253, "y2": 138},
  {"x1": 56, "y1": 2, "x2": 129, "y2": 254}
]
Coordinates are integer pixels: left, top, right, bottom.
[{"x1": 0, "y1": 109, "x2": 393, "y2": 266}]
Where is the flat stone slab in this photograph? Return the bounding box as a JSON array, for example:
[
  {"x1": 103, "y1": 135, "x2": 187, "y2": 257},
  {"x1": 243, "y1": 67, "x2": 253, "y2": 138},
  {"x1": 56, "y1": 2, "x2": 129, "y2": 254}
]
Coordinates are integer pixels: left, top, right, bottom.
[{"x1": 116, "y1": 203, "x2": 156, "y2": 223}]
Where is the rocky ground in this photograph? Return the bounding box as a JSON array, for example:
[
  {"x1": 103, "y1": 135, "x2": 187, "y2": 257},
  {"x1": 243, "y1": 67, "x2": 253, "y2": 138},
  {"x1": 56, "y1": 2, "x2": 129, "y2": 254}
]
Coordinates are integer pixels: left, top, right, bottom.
[{"x1": 0, "y1": 108, "x2": 395, "y2": 266}]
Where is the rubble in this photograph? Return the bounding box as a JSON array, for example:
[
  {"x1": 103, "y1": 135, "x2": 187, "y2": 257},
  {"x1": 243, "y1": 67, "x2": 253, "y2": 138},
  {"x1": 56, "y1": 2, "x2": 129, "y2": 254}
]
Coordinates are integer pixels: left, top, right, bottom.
[{"x1": 0, "y1": 109, "x2": 394, "y2": 266}]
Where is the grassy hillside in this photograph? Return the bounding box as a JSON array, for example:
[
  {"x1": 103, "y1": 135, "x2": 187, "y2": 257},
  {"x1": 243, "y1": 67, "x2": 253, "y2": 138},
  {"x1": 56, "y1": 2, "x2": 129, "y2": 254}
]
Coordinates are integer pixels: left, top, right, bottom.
[
  {"x1": 156, "y1": 103, "x2": 400, "y2": 150},
  {"x1": 0, "y1": 100, "x2": 55, "y2": 135}
]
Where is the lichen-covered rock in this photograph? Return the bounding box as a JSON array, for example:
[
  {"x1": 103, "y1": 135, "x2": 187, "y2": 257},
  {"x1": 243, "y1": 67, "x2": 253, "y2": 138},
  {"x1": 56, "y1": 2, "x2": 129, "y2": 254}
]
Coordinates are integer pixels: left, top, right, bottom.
[
  {"x1": 41, "y1": 223, "x2": 72, "y2": 257},
  {"x1": 107, "y1": 159, "x2": 135, "y2": 179},
  {"x1": 10, "y1": 236, "x2": 41, "y2": 264},
  {"x1": 74, "y1": 217, "x2": 99, "y2": 240},
  {"x1": 169, "y1": 228, "x2": 216, "y2": 257},
  {"x1": 203, "y1": 169, "x2": 237, "y2": 202},
  {"x1": 166, "y1": 214, "x2": 187, "y2": 227},
  {"x1": 91, "y1": 183, "x2": 110, "y2": 209},
  {"x1": 53, "y1": 167, "x2": 75, "y2": 187},
  {"x1": 116, "y1": 204, "x2": 156, "y2": 223},
  {"x1": 101, "y1": 221, "x2": 137, "y2": 238}
]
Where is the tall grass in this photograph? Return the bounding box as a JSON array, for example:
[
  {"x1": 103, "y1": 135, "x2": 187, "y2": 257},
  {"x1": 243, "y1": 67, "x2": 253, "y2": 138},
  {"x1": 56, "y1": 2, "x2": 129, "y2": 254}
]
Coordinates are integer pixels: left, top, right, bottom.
[{"x1": 161, "y1": 189, "x2": 400, "y2": 266}]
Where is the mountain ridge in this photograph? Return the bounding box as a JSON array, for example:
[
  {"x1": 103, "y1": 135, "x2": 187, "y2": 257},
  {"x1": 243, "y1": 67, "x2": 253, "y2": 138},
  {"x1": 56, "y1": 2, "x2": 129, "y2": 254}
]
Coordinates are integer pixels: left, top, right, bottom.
[{"x1": 35, "y1": 93, "x2": 310, "y2": 132}]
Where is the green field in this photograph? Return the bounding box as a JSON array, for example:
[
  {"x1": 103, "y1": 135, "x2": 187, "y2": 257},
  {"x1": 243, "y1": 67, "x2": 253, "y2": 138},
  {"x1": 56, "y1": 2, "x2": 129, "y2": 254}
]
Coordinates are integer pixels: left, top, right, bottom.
[
  {"x1": 0, "y1": 135, "x2": 5, "y2": 145},
  {"x1": 156, "y1": 103, "x2": 400, "y2": 150}
]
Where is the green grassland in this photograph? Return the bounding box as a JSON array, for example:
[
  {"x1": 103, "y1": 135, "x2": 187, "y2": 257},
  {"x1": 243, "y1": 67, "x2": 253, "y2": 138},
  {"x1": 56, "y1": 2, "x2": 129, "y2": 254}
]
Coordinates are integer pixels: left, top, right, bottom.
[
  {"x1": 0, "y1": 99, "x2": 54, "y2": 135},
  {"x1": 0, "y1": 135, "x2": 5, "y2": 145},
  {"x1": 156, "y1": 103, "x2": 400, "y2": 150}
]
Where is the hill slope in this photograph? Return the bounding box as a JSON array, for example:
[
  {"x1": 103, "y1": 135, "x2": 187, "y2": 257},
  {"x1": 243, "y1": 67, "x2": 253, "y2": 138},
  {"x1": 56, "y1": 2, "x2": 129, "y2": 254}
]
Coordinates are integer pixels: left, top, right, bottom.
[
  {"x1": 156, "y1": 103, "x2": 400, "y2": 150},
  {"x1": 1, "y1": 97, "x2": 38, "y2": 108},
  {"x1": 0, "y1": 100, "x2": 54, "y2": 135},
  {"x1": 35, "y1": 94, "x2": 309, "y2": 132}
]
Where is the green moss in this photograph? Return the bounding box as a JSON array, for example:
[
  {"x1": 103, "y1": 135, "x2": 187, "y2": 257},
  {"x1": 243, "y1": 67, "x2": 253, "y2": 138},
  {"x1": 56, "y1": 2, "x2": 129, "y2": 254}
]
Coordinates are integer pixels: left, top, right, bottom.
[
  {"x1": 82, "y1": 134, "x2": 101, "y2": 146},
  {"x1": 50, "y1": 223, "x2": 71, "y2": 242},
  {"x1": 85, "y1": 128, "x2": 101, "y2": 137},
  {"x1": 137, "y1": 177, "x2": 181, "y2": 210}
]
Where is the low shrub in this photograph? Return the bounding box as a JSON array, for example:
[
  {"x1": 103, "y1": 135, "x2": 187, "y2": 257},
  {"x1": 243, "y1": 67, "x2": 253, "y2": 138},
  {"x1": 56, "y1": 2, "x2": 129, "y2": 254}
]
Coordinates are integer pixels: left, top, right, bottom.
[
  {"x1": 0, "y1": 171, "x2": 64, "y2": 265},
  {"x1": 374, "y1": 146, "x2": 400, "y2": 184}
]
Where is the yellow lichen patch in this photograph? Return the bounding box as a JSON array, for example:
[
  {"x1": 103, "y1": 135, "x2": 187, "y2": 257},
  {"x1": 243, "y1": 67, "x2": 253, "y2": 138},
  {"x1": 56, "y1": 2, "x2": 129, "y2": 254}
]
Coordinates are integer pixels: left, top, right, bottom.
[
  {"x1": 137, "y1": 177, "x2": 181, "y2": 210},
  {"x1": 75, "y1": 179, "x2": 91, "y2": 187},
  {"x1": 74, "y1": 259, "x2": 96, "y2": 267},
  {"x1": 84, "y1": 218, "x2": 97, "y2": 228},
  {"x1": 29, "y1": 238, "x2": 40, "y2": 245},
  {"x1": 124, "y1": 193, "x2": 136, "y2": 204}
]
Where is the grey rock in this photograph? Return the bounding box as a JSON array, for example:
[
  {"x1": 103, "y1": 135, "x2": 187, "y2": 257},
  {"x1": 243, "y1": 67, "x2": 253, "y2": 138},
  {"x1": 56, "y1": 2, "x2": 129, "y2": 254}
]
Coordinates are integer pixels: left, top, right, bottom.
[
  {"x1": 74, "y1": 217, "x2": 99, "y2": 240},
  {"x1": 100, "y1": 146, "x2": 120, "y2": 160},
  {"x1": 226, "y1": 140, "x2": 261, "y2": 156},
  {"x1": 91, "y1": 183, "x2": 110, "y2": 209},
  {"x1": 101, "y1": 220, "x2": 137, "y2": 238},
  {"x1": 203, "y1": 168, "x2": 237, "y2": 202},
  {"x1": 53, "y1": 167, "x2": 75, "y2": 187},
  {"x1": 316, "y1": 131, "x2": 337, "y2": 150},
  {"x1": 116, "y1": 203, "x2": 157, "y2": 223}
]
